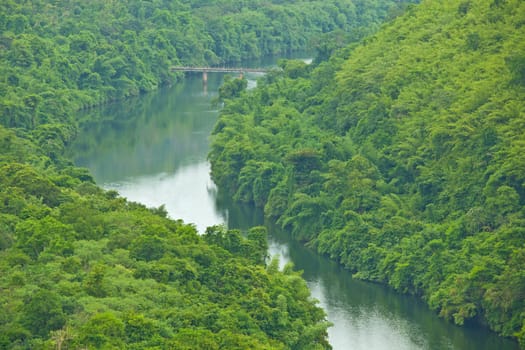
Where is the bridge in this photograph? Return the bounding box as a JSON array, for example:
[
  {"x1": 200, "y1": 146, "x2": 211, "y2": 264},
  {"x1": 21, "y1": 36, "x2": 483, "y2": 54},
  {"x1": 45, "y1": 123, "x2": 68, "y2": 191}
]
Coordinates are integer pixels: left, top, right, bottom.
[{"x1": 170, "y1": 66, "x2": 271, "y2": 83}]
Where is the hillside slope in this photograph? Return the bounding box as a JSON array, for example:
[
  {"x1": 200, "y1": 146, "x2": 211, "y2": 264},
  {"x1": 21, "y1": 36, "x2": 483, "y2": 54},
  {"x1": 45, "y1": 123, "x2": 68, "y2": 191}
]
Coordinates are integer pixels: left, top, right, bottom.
[
  {"x1": 209, "y1": 0, "x2": 525, "y2": 344},
  {"x1": 0, "y1": 123, "x2": 332, "y2": 349},
  {"x1": 0, "y1": 0, "x2": 413, "y2": 129}
]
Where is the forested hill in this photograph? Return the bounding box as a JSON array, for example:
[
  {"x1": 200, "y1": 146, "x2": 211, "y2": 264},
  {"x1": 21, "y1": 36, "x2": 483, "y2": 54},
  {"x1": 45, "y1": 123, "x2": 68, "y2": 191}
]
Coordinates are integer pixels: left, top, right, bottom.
[
  {"x1": 0, "y1": 0, "x2": 414, "y2": 129},
  {"x1": 209, "y1": 0, "x2": 525, "y2": 345}
]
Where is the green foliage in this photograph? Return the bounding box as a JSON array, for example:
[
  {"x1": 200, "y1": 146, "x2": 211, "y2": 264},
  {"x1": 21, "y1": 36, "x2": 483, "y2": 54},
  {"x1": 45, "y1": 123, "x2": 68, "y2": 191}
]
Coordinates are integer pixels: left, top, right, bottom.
[
  {"x1": 129, "y1": 235, "x2": 167, "y2": 262},
  {"x1": 279, "y1": 59, "x2": 311, "y2": 79},
  {"x1": 15, "y1": 216, "x2": 75, "y2": 259},
  {"x1": 0, "y1": 151, "x2": 330, "y2": 348},
  {"x1": 204, "y1": 225, "x2": 269, "y2": 264},
  {"x1": 79, "y1": 312, "x2": 125, "y2": 348},
  {"x1": 506, "y1": 53, "x2": 525, "y2": 86},
  {"x1": 209, "y1": 0, "x2": 525, "y2": 344},
  {"x1": 217, "y1": 76, "x2": 248, "y2": 103},
  {"x1": 20, "y1": 289, "x2": 66, "y2": 338},
  {"x1": 0, "y1": 127, "x2": 330, "y2": 348}
]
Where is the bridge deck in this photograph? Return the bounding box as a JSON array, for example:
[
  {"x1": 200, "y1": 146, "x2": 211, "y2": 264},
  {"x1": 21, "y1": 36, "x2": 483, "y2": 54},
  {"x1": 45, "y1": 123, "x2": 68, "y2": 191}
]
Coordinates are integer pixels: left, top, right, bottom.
[{"x1": 170, "y1": 66, "x2": 271, "y2": 73}]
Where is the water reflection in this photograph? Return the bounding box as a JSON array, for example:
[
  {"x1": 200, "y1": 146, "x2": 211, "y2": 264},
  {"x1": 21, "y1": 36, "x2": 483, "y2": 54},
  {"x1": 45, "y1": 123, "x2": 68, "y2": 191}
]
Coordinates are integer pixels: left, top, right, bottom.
[
  {"x1": 71, "y1": 76, "x2": 219, "y2": 183},
  {"x1": 104, "y1": 162, "x2": 223, "y2": 233},
  {"x1": 69, "y1": 74, "x2": 228, "y2": 232},
  {"x1": 262, "y1": 226, "x2": 518, "y2": 350}
]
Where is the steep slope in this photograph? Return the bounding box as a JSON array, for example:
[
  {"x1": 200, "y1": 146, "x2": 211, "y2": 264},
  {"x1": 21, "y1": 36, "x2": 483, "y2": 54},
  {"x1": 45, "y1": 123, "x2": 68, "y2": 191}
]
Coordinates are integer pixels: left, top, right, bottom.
[
  {"x1": 0, "y1": 124, "x2": 331, "y2": 349},
  {"x1": 209, "y1": 0, "x2": 525, "y2": 344}
]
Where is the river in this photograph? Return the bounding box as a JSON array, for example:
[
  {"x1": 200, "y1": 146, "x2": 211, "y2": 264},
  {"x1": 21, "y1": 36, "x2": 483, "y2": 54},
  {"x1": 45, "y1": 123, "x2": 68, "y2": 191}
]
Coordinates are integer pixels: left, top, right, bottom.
[{"x1": 69, "y1": 62, "x2": 519, "y2": 350}]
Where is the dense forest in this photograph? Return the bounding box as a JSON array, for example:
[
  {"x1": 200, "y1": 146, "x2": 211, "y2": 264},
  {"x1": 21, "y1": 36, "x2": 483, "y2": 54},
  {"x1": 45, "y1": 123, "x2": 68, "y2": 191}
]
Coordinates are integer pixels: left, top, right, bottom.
[
  {"x1": 0, "y1": 0, "x2": 419, "y2": 348},
  {"x1": 0, "y1": 139, "x2": 330, "y2": 349},
  {"x1": 0, "y1": 0, "x2": 410, "y2": 129},
  {"x1": 209, "y1": 0, "x2": 525, "y2": 346}
]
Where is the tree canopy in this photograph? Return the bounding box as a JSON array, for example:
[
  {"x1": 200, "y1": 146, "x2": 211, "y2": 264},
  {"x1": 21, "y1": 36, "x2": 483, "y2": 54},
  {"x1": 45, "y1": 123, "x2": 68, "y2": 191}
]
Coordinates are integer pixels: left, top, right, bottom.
[
  {"x1": 209, "y1": 0, "x2": 525, "y2": 346},
  {"x1": 0, "y1": 122, "x2": 335, "y2": 348}
]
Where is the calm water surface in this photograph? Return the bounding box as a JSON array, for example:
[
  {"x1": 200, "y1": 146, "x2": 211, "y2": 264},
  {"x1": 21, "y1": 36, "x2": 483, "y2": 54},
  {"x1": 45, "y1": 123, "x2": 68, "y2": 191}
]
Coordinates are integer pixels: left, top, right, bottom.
[{"x1": 69, "y1": 67, "x2": 519, "y2": 350}]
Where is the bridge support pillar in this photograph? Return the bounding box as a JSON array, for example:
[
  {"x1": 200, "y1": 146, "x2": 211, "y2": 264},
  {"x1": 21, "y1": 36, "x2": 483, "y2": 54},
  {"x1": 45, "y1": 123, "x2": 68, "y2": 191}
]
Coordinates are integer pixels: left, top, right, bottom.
[
  {"x1": 239, "y1": 72, "x2": 244, "y2": 80},
  {"x1": 202, "y1": 71, "x2": 208, "y2": 84}
]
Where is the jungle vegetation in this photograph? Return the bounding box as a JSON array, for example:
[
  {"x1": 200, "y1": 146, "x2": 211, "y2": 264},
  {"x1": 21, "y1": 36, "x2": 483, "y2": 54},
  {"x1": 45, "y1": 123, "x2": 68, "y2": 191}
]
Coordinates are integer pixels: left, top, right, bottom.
[
  {"x1": 0, "y1": 0, "x2": 412, "y2": 128},
  {"x1": 0, "y1": 0, "x2": 418, "y2": 348},
  {"x1": 209, "y1": 0, "x2": 525, "y2": 346},
  {"x1": 0, "y1": 137, "x2": 330, "y2": 349}
]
